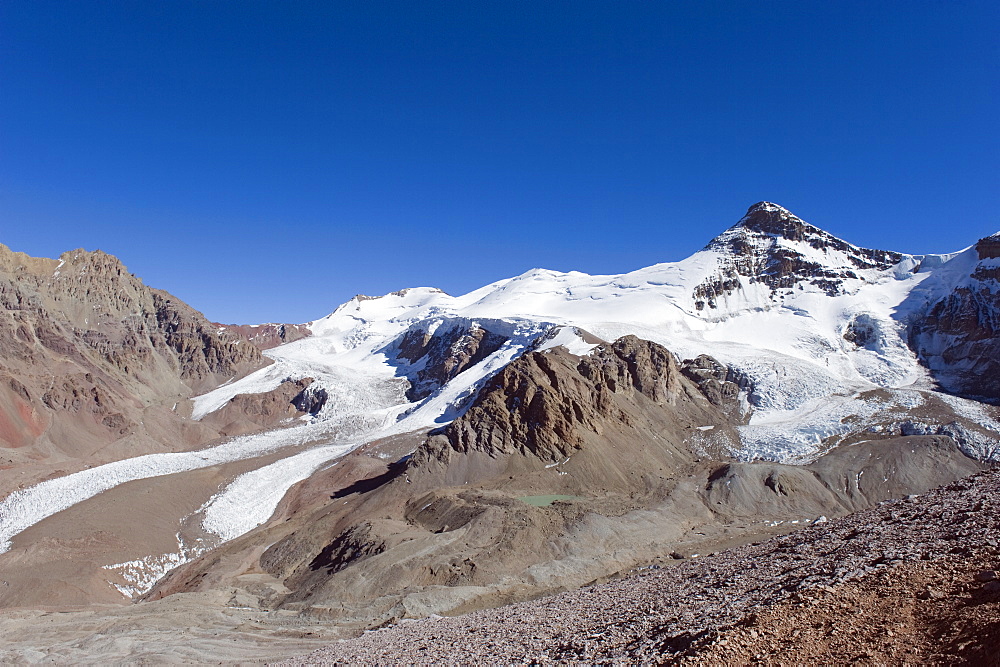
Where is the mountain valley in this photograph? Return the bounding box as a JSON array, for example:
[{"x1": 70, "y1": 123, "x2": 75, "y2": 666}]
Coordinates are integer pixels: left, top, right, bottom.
[{"x1": 1, "y1": 202, "x2": 998, "y2": 661}]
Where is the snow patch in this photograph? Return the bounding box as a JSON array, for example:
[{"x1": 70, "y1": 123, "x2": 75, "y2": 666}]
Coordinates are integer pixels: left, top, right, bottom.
[
  {"x1": 104, "y1": 533, "x2": 208, "y2": 599},
  {"x1": 533, "y1": 326, "x2": 599, "y2": 356}
]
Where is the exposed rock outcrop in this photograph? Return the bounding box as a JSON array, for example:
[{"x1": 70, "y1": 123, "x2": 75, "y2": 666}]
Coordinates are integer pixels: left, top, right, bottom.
[
  {"x1": 679, "y1": 354, "x2": 748, "y2": 421},
  {"x1": 198, "y1": 378, "x2": 322, "y2": 436},
  {"x1": 395, "y1": 322, "x2": 509, "y2": 401},
  {"x1": 305, "y1": 522, "x2": 387, "y2": 576},
  {"x1": 909, "y1": 233, "x2": 1000, "y2": 403},
  {"x1": 152, "y1": 290, "x2": 264, "y2": 386},
  {"x1": 217, "y1": 322, "x2": 312, "y2": 350},
  {"x1": 414, "y1": 335, "x2": 735, "y2": 471},
  {"x1": 975, "y1": 232, "x2": 1000, "y2": 260},
  {"x1": 0, "y1": 244, "x2": 264, "y2": 392}
]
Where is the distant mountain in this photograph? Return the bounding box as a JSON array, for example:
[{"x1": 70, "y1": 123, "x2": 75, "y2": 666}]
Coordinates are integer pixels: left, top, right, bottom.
[
  {"x1": 217, "y1": 322, "x2": 312, "y2": 350},
  {"x1": 1, "y1": 203, "x2": 998, "y2": 640}
]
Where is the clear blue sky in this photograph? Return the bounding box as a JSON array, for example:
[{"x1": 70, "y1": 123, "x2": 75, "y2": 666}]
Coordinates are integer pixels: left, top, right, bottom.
[{"x1": 2, "y1": 1, "x2": 997, "y2": 324}]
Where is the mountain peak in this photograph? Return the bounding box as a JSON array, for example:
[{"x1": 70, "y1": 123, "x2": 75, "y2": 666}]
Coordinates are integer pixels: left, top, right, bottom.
[
  {"x1": 693, "y1": 203, "x2": 906, "y2": 310},
  {"x1": 735, "y1": 202, "x2": 814, "y2": 240},
  {"x1": 745, "y1": 201, "x2": 793, "y2": 216}
]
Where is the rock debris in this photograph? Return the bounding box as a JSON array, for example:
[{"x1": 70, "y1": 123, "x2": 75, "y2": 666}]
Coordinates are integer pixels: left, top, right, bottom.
[{"x1": 284, "y1": 468, "x2": 1000, "y2": 664}]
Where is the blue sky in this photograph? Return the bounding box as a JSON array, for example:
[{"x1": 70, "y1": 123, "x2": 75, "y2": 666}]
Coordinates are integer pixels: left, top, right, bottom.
[{"x1": 2, "y1": 1, "x2": 997, "y2": 324}]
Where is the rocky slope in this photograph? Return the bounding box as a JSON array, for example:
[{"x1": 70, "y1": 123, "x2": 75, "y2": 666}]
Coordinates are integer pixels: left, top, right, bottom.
[
  {"x1": 218, "y1": 322, "x2": 312, "y2": 350},
  {"x1": 0, "y1": 243, "x2": 269, "y2": 471},
  {"x1": 0, "y1": 245, "x2": 263, "y2": 390},
  {"x1": 144, "y1": 335, "x2": 986, "y2": 634},
  {"x1": 286, "y1": 466, "x2": 1000, "y2": 665}
]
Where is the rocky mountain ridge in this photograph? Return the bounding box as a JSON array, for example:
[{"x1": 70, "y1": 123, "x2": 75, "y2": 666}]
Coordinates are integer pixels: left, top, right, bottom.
[
  {"x1": 0, "y1": 245, "x2": 262, "y2": 383},
  {"x1": 217, "y1": 322, "x2": 312, "y2": 350},
  {"x1": 0, "y1": 244, "x2": 277, "y2": 477}
]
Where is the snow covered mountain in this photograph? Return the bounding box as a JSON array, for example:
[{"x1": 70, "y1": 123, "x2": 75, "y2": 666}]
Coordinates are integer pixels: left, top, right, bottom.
[
  {"x1": 191, "y1": 201, "x2": 1000, "y2": 460},
  {"x1": 1, "y1": 202, "x2": 998, "y2": 613}
]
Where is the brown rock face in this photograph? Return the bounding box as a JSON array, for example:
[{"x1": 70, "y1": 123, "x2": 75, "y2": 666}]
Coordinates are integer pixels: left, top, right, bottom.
[
  {"x1": 0, "y1": 243, "x2": 267, "y2": 464},
  {"x1": 0, "y1": 244, "x2": 264, "y2": 391},
  {"x1": 693, "y1": 203, "x2": 903, "y2": 310},
  {"x1": 909, "y1": 233, "x2": 1000, "y2": 402},
  {"x1": 303, "y1": 522, "x2": 387, "y2": 577},
  {"x1": 976, "y1": 233, "x2": 1000, "y2": 260},
  {"x1": 418, "y1": 335, "x2": 726, "y2": 467},
  {"x1": 910, "y1": 290, "x2": 1000, "y2": 401},
  {"x1": 152, "y1": 290, "x2": 264, "y2": 385},
  {"x1": 198, "y1": 378, "x2": 322, "y2": 437},
  {"x1": 679, "y1": 354, "x2": 748, "y2": 421}
]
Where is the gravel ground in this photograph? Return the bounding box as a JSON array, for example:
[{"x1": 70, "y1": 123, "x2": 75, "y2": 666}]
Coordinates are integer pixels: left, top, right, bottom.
[{"x1": 283, "y1": 467, "x2": 1000, "y2": 665}]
